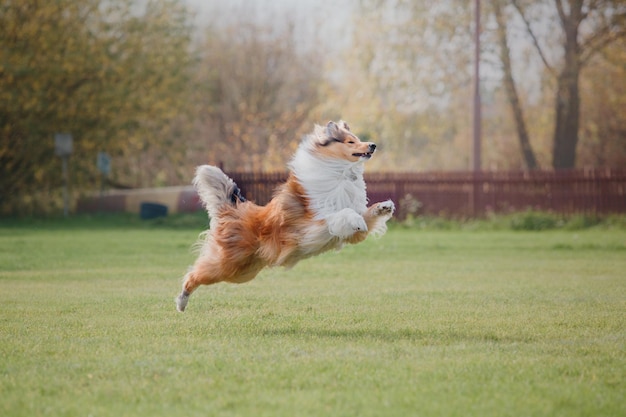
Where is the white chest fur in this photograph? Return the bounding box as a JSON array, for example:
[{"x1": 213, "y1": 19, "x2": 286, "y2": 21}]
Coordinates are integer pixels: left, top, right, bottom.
[{"x1": 289, "y1": 148, "x2": 368, "y2": 220}]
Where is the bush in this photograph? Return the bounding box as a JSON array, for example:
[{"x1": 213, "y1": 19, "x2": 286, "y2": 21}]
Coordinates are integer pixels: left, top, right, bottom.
[
  {"x1": 509, "y1": 211, "x2": 561, "y2": 231},
  {"x1": 564, "y1": 214, "x2": 603, "y2": 230},
  {"x1": 396, "y1": 211, "x2": 626, "y2": 231}
]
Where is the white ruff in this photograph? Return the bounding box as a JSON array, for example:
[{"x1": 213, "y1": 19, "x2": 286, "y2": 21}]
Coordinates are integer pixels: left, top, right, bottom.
[{"x1": 289, "y1": 140, "x2": 368, "y2": 221}]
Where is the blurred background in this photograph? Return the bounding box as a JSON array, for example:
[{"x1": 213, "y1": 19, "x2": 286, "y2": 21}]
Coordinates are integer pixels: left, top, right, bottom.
[{"x1": 1, "y1": 0, "x2": 625, "y2": 216}]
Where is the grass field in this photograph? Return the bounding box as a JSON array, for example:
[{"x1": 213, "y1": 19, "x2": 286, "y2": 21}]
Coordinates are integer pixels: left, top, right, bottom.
[{"x1": 1, "y1": 216, "x2": 624, "y2": 416}]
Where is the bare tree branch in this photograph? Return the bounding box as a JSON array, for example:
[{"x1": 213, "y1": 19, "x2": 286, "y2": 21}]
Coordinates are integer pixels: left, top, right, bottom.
[
  {"x1": 511, "y1": 0, "x2": 557, "y2": 76},
  {"x1": 581, "y1": 26, "x2": 626, "y2": 63},
  {"x1": 494, "y1": 0, "x2": 538, "y2": 169},
  {"x1": 555, "y1": 0, "x2": 568, "y2": 26}
]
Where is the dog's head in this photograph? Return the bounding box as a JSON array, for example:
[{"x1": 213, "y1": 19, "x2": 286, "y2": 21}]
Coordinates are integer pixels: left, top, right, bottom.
[{"x1": 311, "y1": 121, "x2": 376, "y2": 163}]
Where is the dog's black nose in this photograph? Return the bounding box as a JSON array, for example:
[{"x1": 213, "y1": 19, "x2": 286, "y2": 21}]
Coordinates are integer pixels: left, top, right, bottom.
[{"x1": 369, "y1": 143, "x2": 377, "y2": 152}]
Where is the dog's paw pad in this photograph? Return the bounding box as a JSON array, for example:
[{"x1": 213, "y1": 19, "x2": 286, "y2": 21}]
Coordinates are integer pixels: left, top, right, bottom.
[{"x1": 376, "y1": 200, "x2": 395, "y2": 215}]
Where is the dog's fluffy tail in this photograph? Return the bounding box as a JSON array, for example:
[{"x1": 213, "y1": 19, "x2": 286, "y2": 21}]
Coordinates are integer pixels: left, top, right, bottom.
[{"x1": 193, "y1": 165, "x2": 245, "y2": 219}]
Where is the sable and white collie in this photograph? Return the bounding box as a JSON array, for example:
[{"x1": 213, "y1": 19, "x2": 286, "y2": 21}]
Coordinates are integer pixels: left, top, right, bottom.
[{"x1": 176, "y1": 121, "x2": 394, "y2": 312}]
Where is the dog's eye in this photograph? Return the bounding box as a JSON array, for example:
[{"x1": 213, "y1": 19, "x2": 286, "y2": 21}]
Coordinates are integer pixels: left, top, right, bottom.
[{"x1": 348, "y1": 141, "x2": 355, "y2": 144}]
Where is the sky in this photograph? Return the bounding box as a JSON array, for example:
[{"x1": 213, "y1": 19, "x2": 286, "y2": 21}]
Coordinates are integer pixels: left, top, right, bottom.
[
  {"x1": 186, "y1": 0, "x2": 354, "y2": 23},
  {"x1": 184, "y1": 0, "x2": 355, "y2": 51}
]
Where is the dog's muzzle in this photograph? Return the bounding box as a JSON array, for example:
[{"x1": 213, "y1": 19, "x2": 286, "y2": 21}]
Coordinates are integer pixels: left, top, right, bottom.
[{"x1": 353, "y1": 143, "x2": 377, "y2": 159}]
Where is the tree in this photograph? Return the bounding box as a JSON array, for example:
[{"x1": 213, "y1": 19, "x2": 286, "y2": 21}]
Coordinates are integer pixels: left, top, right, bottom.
[
  {"x1": 493, "y1": 1, "x2": 538, "y2": 169},
  {"x1": 512, "y1": 0, "x2": 626, "y2": 169},
  {"x1": 0, "y1": 0, "x2": 194, "y2": 214},
  {"x1": 341, "y1": 0, "x2": 477, "y2": 171},
  {"x1": 192, "y1": 21, "x2": 321, "y2": 172},
  {"x1": 349, "y1": 0, "x2": 625, "y2": 170},
  {"x1": 577, "y1": 40, "x2": 626, "y2": 166}
]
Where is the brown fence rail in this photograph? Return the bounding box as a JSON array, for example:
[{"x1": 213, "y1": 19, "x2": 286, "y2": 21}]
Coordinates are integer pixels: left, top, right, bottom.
[{"x1": 229, "y1": 169, "x2": 626, "y2": 219}]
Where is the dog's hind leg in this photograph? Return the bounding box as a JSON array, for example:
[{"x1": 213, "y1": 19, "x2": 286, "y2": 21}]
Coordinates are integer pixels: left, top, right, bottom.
[
  {"x1": 176, "y1": 253, "x2": 261, "y2": 312},
  {"x1": 176, "y1": 261, "x2": 224, "y2": 312},
  {"x1": 176, "y1": 272, "x2": 211, "y2": 312},
  {"x1": 176, "y1": 270, "x2": 197, "y2": 312}
]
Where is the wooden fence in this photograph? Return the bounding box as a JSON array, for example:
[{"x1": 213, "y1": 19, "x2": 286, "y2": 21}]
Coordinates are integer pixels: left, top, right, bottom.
[
  {"x1": 77, "y1": 168, "x2": 626, "y2": 219},
  {"x1": 229, "y1": 169, "x2": 626, "y2": 219}
]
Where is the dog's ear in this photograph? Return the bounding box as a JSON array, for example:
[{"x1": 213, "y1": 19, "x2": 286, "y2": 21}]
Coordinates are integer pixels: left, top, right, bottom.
[
  {"x1": 341, "y1": 121, "x2": 350, "y2": 131},
  {"x1": 326, "y1": 121, "x2": 341, "y2": 139}
]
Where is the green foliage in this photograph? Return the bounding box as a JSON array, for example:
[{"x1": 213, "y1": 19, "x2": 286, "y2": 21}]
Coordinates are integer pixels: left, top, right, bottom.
[
  {"x1": 398, "y1": 211, "x2": 626, "y2": 231},
  {"x1": 1, "y1": 226, "x2": 625, "y2": 416},
  {"x1": 0, "y1": 211, "x2": 209, "y2": 231},
  {"x1": 0, "y1": 0, "x2": 194, "y2": 215},
  {"x1": 507, "y1": 211, "x2": 616, "y2": 231},
  {"x1": 563, "y1": 214, "x2": 603, "y2": 230},
  {"x1": 508, "y1": 210, "x2": 561, "y2": 230},
  {"x1": 400, "y1": 215, "x2": 462, "y2": 230}
]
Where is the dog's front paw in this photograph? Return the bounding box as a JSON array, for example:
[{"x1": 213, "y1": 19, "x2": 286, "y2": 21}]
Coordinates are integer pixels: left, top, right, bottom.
[
  {"x1": 348, "y1": 211, "x2": 368, "y2": 233},
  {"x1": 328, "y1": 208, "x2": 368, "y2": 238},
  {"x1": 375, "y1": 200, "x2": 395, "y2": 216}
]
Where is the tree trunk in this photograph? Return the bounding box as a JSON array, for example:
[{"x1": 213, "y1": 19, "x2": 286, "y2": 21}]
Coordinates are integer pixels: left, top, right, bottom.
[
  {"x1": 552, "y1": 54, "x2": 581, "y2": 169},
  {"x1": 494, "y1": 2, "x2": 538, "y2": 169},
  {"x1": 552, "y1": 0, "x2": 582, "y2": 169}
]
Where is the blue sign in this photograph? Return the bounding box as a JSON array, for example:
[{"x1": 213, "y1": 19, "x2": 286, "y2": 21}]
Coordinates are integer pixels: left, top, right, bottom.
[{"x1": 97, "y1": 152, "x2": 111, "y2": 176}]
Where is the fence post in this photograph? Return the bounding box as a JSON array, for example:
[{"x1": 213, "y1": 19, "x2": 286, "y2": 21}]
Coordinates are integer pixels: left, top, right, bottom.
[{"x1": 471, "y1": 171, "x2": 481, "y2": 217}]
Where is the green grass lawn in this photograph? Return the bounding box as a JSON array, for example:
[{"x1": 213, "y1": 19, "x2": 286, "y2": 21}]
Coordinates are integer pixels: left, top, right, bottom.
[{"x1": 0, "y1": 217, "x2": 624, "y2": 416}]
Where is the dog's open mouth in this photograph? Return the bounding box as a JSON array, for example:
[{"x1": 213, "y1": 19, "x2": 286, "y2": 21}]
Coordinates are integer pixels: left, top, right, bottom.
[{"x1": 352, "y1": 152, "x2": 374, "y2": 159}]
